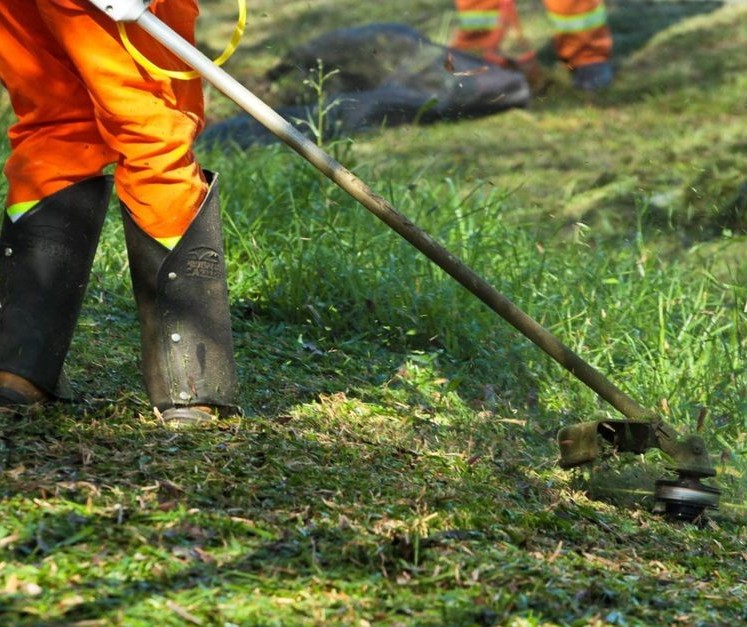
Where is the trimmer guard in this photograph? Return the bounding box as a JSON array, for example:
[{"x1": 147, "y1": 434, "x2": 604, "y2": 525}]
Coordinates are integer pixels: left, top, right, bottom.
[{"x1": 557, "y1": 419, "x2": 716, "y2": 477}]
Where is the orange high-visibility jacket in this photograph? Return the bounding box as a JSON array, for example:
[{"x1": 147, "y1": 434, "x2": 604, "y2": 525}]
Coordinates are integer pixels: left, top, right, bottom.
[
  {"x1": 0, "y1": 0, "x2": 207, "y2": 240},
  {"x1": 452, "y1": 0, "x2": 613, "y2": 68}
]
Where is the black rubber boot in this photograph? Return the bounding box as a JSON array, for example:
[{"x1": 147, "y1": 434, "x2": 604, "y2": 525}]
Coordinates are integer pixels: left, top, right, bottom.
[
  {"x1": 0, "y1": 176, "x2": 113, "y2": 403},
  {"x1": 121, "y1": 171, "x2": 239, "y2": 425}
]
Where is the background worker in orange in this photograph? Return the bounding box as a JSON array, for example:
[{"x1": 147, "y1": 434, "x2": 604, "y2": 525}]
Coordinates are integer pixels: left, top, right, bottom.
[
  {"x1": 0, "y1": 0, "x2": 238, "y2": 424},
  {"x1": 451, "y1": 0, "x2": 614, "y2": 91}
]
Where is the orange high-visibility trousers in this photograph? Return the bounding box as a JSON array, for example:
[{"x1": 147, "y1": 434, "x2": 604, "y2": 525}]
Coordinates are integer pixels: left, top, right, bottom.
[
  {"x1": 0, "y1": 0, "x2": 207, "y2": 240},
  {"x1": 451, "y1": 0, "x2": 612, "y2": 69},
  {"x1": 543, "y1": 0, "x2": 612, "y2": 68},
  {"x1": 450, "y1": 0, "x2": 504, "y2": 55}
]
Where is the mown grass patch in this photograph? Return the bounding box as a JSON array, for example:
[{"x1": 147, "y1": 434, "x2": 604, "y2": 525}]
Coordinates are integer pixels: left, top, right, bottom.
[{"x1": 1, "y1": 1, "x2": 746, "y2": 624}]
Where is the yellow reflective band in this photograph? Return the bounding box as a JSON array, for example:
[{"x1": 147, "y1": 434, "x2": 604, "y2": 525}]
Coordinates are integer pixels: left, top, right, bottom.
[
  {"x1": 6, "y1": 200, "x2": 39, "y2": 222},
  {"x1": 155, "y1": 235, "x2": 182, "y2": 250},
  {"x1": 547, "y1": 5, "x2": 607, "y2": 34},
  {"x1": 457, "y1": 10, "x2": 500, "y2": 31}
]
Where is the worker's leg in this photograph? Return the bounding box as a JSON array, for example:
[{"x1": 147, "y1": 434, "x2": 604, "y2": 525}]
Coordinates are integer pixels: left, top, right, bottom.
[
  {"x1": 450, "y1": 0, "x2": 505, "y2": 61},
  {"x1": 543, "y1": 0, "x2": 612, "y2": 67},
  {"x1": 0, "y1": 1, "x2": 114, "y2": 405},
  {"x1": 542, "y1": 0, "x2": 613, "y2": 90},
  {"x1": 0, "y1": 177, "x2": 113, "y2": 404},
  {"x1": 120, "y1": 172, "x2": 239, "y2": 424},
  {"x1": 38, "y1": 1, "x2": 239, "y2": 422}
]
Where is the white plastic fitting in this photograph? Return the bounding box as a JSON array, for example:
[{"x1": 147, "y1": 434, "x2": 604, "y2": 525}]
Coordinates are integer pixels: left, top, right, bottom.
[{"x1": 87, "y1": 0, "x2": 151, "y2": 22}]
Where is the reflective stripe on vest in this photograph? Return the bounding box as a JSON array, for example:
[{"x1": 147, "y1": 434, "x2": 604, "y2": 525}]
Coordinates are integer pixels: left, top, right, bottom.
[
  {"x1": 546, "y1": 4, "x2": 607, "y2": 34},
  {"x1": 457, "y1": 10, "x2": 500, "y2": 31}
]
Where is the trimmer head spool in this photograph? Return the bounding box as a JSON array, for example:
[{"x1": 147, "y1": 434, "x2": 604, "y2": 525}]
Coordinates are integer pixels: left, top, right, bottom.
[{"x1": 654, "y1": 469, "x2": 721, "y2": 523}]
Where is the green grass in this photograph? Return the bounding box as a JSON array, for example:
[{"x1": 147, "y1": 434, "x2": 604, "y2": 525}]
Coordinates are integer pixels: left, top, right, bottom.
[{"x1": 1, "y1": 1, "x2": 747, "y2": 625}]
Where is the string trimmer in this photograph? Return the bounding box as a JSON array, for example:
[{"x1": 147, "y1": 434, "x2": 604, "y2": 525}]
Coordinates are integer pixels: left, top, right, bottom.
[{"x1": 90, "y1": 0, "x2": 720, "y2": 521}]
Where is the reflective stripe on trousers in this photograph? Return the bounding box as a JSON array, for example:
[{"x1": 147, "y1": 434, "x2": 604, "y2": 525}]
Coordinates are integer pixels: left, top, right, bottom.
[
  {"x1": 457, "y1": 10, "x2": 500, "y2": 31},
  {"x1": 546, "y1": 3, "x2": 607, "y2": 34}
]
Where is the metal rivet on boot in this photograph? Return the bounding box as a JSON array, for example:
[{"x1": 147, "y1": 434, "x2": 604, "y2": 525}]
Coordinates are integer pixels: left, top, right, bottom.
[
  {"x1": 179, "y1": 391, "x2": 190, "y2": 401},
  {"x1": 168, "y1": 272, "x2": 177, "y2": 280},
  {"x1": 4, "y1": 247, "x2": 12, "y2": 257},
  {"x1": 171, "y1": 333, "x2": 181, "y2": 343}
]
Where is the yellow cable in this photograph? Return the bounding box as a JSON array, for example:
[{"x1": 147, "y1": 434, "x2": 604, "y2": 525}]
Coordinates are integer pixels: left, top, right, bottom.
[{"x1": 117, "y1": 0, "x2": 246, "y2": 80}]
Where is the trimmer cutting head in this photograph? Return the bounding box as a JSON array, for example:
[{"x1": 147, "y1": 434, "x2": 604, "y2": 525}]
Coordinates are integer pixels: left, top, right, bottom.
[
  {"x1": 558, "y1": 419, "x2": 721, "y2": 521},
  {"x1": 654, "y1": 469, "x2": 721, "y2": 522}
]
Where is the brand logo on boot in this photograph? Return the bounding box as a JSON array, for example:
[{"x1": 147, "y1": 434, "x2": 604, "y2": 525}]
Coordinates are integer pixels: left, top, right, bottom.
[{"x1": 185, "y1": 247, "x2": 222, "y2": 279}]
